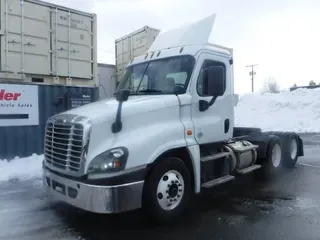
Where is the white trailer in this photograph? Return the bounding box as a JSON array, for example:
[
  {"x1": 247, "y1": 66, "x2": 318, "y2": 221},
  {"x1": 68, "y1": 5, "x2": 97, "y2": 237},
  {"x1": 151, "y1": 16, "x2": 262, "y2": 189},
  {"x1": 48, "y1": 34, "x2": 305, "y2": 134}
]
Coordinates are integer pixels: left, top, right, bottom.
[
  {"x1": 42, "y1": 14, "x2": 304, "y2": 223},
  {"x1": 0, "y1": 0, "x2": 97, "y2": 86},
  {"x1": 115, "y1": 26, "x2": 160, "y2": 83}
]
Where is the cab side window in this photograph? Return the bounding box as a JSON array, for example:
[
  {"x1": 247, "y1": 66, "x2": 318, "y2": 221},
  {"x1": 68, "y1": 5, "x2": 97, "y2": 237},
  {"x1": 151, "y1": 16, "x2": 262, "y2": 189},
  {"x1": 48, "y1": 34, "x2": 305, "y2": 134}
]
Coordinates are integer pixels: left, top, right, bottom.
[{"x1": 197, "y1": 60, "x2": 226, "y2": 96}]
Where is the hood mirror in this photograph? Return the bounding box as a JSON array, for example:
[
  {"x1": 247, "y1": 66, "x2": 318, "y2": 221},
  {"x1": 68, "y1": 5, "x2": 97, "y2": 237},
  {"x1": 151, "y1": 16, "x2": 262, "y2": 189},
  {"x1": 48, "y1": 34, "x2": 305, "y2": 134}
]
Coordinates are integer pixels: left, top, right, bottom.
[
  {"x1": 115, "y1": 89, "x2": 130, "y2": 102},
  {"x1": 112, "y1": 89, "x2": 130, "y2": 134}
]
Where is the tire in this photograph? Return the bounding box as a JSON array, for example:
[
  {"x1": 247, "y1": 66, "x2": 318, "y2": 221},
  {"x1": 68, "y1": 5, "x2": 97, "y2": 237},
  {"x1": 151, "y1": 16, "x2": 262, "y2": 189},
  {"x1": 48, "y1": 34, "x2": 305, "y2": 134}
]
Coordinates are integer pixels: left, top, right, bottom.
[
  {"x1": 282, "y1": 134, "x2": 299, "y2": 168},
  {"x1": 142, "y1": 157, "x2": 192, "y2": 223},
  {"x1": 255, "y1": 135, "x2": 283, "y2": 181}
]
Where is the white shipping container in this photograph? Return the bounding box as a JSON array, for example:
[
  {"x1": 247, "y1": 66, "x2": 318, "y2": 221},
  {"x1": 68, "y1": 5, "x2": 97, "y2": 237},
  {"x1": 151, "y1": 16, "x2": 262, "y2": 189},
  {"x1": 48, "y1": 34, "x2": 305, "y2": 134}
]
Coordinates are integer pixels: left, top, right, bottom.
[
  {"x1": 0, "y1": 0, "x2": 97, "y2": 81},
  {"x1": 115, "y1": 26, "x2": 160, "y2": 82}
]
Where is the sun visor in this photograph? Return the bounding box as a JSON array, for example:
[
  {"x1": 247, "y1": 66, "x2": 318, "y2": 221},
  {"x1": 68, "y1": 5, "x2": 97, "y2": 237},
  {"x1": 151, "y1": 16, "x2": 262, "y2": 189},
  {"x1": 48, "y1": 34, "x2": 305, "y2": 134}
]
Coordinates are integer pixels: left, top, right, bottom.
[{"x1": 148, "y1": 13, "x2": 216, "y2": 52}]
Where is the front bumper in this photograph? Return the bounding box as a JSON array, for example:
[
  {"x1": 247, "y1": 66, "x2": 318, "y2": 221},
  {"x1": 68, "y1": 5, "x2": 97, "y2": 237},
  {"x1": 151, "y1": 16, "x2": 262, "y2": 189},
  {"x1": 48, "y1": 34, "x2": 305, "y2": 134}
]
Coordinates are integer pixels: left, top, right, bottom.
[{"x1": 42, "y1": 167, "x2": 144, "y2": 214}]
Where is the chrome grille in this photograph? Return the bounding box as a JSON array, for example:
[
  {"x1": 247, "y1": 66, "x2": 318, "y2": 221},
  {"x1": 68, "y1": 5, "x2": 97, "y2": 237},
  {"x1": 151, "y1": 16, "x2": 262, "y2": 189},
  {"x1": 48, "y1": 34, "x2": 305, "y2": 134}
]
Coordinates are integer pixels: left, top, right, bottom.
[{"x1": 45, "y1": 121, "x2": 84, "y2": 172}]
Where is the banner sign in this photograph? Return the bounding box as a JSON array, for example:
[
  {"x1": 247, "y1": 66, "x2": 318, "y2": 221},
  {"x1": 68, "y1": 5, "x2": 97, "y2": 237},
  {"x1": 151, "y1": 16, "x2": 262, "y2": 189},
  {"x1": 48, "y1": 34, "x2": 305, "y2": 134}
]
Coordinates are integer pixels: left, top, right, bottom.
[{"x1": 0, "y1": 84, "x2": 39, "y2": 126}]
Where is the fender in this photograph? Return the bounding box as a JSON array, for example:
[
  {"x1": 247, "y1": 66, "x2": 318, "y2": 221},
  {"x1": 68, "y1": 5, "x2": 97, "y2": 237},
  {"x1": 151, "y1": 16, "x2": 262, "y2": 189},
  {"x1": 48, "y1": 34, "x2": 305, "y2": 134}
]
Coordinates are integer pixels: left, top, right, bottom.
[{"x1": 123, "y1": 118, "x2": 187, "y2": 169}]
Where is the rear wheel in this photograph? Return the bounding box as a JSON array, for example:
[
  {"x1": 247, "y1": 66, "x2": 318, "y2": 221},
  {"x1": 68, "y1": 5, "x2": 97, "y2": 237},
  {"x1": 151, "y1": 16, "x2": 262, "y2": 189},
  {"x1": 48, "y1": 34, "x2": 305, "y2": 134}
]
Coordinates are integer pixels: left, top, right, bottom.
[
  {"x1": 283, "y1": 134, "x2": 299, "y2": 168},
  {"x1": 142, "y1": 157, "x2": 192, "y2": 223},
  {"x1": 255, "y1": 136, "x2": 283, "y2": 180}
]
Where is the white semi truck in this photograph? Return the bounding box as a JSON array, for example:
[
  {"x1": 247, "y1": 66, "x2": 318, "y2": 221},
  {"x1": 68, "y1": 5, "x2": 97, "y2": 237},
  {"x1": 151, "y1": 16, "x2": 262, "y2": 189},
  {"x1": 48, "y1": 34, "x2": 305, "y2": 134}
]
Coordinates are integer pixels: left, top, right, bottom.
[{"x1": 42, "y1": 14, "x2": 304, "y2": 222}]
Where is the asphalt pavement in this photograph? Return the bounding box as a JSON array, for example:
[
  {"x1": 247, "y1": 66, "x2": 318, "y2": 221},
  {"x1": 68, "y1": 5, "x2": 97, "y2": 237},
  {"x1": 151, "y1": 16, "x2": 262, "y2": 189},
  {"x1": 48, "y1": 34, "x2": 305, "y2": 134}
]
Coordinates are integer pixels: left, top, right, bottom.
[{"x1": 0, "y1": 133, "x2": 320, "y2": 240}]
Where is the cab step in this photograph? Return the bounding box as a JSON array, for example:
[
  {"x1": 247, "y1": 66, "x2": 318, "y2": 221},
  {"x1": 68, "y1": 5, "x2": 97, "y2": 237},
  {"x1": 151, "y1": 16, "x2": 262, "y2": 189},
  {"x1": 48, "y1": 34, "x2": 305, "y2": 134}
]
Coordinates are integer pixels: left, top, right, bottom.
[
  {"x1": 201, "y1": 152, "x2": 231, "y2": 162},
  {"x1": 201, "y1": 175, "x2": 235, "y2": 188},
  {"x1": 237, "y1": 164, "x2": 261, "y2": 175}
]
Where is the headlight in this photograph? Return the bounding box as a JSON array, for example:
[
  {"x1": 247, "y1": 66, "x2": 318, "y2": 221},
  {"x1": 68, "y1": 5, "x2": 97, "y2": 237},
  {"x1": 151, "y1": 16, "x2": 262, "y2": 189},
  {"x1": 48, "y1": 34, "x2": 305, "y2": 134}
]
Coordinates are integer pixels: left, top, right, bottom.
[{"x1": 87, "y1": 147, "x2": 129, "y2": 174}]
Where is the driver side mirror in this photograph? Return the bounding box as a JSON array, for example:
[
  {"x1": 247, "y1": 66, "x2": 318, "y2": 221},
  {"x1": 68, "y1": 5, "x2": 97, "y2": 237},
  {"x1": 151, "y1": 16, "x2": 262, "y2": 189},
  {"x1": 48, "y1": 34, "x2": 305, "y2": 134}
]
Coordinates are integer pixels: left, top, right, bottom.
[
  {"x1": 204, "y1": 66, "x2": 225, "y2": 96},
  {"x1": 115, "y1": 89, "x2": 130, "y2": 102}
]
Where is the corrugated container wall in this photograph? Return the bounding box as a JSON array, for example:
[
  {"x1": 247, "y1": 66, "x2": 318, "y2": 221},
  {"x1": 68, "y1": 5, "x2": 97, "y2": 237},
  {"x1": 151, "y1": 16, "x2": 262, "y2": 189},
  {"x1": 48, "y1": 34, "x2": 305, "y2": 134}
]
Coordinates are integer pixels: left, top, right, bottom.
[
  {"x1": 98, "y1": 63, "x2": 116, "y2": 99},
  {"x1": 0, "y1": 0, "x2": 97, "y2": 86},
  {"x1": 0, "y1": 82, "x2": 99, "y2": 160},
  {"x1": 115, "y1": 26, "x2": 160, "y2": 82}
]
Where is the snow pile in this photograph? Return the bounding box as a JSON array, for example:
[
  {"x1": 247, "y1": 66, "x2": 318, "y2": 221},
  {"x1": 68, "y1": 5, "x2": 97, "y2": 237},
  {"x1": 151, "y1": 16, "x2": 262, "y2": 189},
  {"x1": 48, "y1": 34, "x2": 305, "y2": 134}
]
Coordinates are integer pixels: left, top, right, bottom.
[
  {"x1": 235, "y1": 88, "x2": 320, "y2": 133},
  {"x1": 0, "y1": 154, "x2": 43, "y2": 183}
]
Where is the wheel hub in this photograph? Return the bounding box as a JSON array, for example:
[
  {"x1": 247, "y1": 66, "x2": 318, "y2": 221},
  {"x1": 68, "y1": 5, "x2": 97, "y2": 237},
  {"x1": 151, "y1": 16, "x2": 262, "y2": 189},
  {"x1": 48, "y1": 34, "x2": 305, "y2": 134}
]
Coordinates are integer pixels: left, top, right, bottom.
[
  {"x1": 168, "y1": 183, "x2": 178, "y2": 198},
  {"x1": 156, "y1": 170, "x2": 185, "y2": 211},
  {"x1": 271, "y1": 143, "x2": 282, "y2": 168}
]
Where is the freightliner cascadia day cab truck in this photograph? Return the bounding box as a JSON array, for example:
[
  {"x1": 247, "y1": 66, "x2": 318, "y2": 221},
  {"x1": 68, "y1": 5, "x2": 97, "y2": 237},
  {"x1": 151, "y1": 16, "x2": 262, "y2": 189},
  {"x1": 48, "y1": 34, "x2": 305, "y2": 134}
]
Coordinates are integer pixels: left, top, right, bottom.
[{"x1": 42, "y1": 14, "x2": 304, "y2": 222}]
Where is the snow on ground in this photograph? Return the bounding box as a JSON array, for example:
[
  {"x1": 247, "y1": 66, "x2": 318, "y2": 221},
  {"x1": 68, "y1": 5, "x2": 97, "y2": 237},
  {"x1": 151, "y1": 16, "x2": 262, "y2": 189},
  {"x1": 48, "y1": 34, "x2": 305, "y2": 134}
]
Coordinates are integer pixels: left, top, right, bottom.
[
  {"x1": 235, "y1": 88, "x2": 320, "y2": 133},
  {"x1": 0, "y1": 154, "x2": 43, "y2": 183},
  {"x1": 1, "y1": 88, "x2": 319, "y2": 182}
]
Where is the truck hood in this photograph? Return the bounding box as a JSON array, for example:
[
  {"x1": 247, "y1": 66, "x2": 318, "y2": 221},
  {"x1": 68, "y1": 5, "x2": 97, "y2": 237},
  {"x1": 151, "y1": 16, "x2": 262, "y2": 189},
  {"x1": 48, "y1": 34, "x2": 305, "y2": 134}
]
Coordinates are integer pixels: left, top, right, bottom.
[{"x1": 61, "y1": 95, "x2": 180, "y2": 124}]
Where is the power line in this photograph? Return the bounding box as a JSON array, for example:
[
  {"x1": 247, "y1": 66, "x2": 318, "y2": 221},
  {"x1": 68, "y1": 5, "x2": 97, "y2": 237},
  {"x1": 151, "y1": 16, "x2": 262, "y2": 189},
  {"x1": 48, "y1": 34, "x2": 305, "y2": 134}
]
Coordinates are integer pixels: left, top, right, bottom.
[{"x1": 246, "y1": 64, "x2": 258, "y2": 92}]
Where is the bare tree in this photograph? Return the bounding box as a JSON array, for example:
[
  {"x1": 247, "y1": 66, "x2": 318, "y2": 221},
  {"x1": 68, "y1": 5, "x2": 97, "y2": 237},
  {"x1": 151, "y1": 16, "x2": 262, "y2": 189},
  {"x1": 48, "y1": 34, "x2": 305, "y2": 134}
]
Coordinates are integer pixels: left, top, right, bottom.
[{"x1": 262, "y1": 77, "x2": 280, "y2": 93}]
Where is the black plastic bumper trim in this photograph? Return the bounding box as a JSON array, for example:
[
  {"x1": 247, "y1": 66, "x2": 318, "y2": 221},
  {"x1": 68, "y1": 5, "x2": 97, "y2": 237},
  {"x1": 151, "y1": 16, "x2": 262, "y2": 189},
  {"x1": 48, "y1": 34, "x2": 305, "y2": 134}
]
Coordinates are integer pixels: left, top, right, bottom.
[{"x1": 43, "y1": 164, "x2": 148, "y2": 186}]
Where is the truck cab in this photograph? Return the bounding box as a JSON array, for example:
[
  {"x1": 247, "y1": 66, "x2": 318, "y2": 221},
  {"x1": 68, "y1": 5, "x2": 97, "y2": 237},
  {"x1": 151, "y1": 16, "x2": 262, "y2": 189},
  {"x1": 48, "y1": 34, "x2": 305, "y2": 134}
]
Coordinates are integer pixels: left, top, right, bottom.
[{"x1": 42, "y1": 14, "x2": 304, "y2": 222}]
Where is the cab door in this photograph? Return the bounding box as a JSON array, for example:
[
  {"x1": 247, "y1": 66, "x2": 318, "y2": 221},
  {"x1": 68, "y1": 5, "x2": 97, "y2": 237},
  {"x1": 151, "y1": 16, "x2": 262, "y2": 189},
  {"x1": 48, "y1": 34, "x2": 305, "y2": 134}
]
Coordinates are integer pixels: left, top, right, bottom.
[{"x1": 190, "y1": 52, "x2": 234, "y2": 144}]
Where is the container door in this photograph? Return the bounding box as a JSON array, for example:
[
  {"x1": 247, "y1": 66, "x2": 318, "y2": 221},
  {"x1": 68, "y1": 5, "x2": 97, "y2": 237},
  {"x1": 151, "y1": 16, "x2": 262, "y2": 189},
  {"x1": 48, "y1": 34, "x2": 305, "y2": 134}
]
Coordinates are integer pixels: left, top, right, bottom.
[
  {"x1": 115, "y1": 35, "x2": 132, "y2": 82},
  {"x1": 1, "y1": 0, "x2": 51, "y2": 75},
  {"x1": 51, "y1": 9, "x2": 94, "y2": 79},
  {"x1": 132, "y1": 30, "x2": 149, "y2": 58}
]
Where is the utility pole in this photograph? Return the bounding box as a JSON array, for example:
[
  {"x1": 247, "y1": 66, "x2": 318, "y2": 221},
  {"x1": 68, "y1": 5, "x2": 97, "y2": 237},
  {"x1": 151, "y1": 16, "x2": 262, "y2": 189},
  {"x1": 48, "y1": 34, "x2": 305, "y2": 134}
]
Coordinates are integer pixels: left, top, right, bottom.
[{"x1": 246, "y1": 64, "x2": 258, "y2": 92}]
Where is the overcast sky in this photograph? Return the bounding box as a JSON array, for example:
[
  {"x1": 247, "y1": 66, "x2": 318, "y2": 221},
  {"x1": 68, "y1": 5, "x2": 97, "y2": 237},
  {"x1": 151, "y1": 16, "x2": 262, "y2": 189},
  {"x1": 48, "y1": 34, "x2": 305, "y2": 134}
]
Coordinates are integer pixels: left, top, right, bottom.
[{"x1": 49, "y1": 0, "x2": 320, "y2": 94}]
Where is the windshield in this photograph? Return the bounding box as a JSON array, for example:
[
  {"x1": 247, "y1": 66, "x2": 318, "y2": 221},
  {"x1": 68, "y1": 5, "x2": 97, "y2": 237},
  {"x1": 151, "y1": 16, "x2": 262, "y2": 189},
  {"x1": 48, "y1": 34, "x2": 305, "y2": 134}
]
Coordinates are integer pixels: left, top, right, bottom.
[{"x1": 116, "y1": 55, "x2": 195, "y2": 95}]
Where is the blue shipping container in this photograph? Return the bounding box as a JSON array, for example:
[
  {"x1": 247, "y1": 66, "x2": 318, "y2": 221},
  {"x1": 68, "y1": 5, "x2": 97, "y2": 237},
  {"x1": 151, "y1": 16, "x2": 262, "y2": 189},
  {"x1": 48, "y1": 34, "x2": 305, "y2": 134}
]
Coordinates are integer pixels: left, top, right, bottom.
[{"x1": 0, "y1": 82, "x2": 99, "y2": 160}]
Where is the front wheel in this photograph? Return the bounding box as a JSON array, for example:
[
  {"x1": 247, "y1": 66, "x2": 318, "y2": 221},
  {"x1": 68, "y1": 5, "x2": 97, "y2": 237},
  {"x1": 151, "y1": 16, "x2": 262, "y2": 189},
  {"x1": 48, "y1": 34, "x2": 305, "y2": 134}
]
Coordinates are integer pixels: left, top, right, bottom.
[{"x1": 142, "y1": 157, "x2": 192, "y2": 223}]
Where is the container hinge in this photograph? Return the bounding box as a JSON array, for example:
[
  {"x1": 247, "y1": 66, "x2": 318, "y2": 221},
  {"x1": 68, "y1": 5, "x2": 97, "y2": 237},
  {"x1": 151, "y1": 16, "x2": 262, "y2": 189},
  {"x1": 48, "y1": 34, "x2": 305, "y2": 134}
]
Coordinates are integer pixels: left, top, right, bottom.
[
  {"x1": 53, "y1": 76, "x2": 60, "y2": 84},
  {"x1": 24, "y1": 42, "x2": 35, "y2": 47},
  {"x1": 66, "y1": 77, "x2": 72, "y2": 85},
  {"x1": 57, "y1": 47, "x2": 66, "y2": 52}
]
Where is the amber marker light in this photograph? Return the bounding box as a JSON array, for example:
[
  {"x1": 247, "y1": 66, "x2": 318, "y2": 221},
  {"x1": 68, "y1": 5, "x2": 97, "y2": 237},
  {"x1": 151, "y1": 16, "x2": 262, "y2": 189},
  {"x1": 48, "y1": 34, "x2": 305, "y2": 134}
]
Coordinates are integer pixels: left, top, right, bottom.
[
  {"x1": 114, "y1": 159, "x2": 122, "y2": 168},
  {"x1": 187, "y1": 129, "x2": 192, "y2": 135}
]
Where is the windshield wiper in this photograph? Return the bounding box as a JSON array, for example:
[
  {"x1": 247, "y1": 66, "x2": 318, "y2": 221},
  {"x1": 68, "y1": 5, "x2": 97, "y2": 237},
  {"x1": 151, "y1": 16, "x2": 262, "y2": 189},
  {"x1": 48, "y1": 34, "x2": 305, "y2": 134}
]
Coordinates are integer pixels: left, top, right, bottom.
[
  {"x1": 138, "y1": 89, "x2": 163, "y2": 93},
  {"x1": 114, "y1": 91, "x2": 138, "y2": 96}
]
